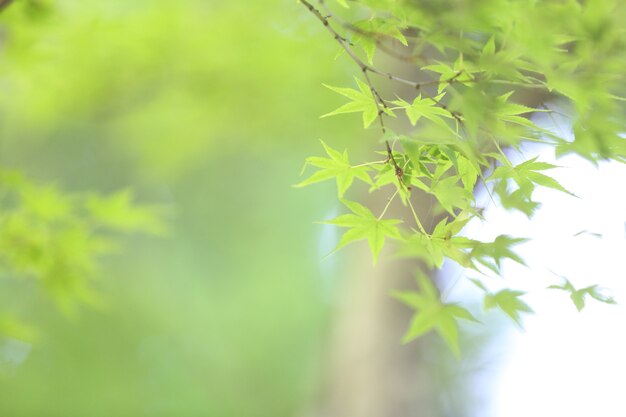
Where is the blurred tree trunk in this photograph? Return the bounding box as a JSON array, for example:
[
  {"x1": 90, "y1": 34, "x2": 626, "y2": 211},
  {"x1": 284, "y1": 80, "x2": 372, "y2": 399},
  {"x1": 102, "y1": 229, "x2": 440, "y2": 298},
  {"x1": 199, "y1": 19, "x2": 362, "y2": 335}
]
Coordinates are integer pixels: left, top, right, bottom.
[{"x1": 306, "y1": 193, "x2": 440, "y2": 417}]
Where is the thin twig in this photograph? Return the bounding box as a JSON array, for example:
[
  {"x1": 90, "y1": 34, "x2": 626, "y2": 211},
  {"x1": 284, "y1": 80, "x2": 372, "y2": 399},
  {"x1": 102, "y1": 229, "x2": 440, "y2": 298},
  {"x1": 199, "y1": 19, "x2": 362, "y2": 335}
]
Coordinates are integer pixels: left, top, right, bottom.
[
  {"x1": 352, "y1": 160, "x2": 387, "y2": 168},
  {"x1": 378, "y1": 189, "x2": 399, "y2": 220},
  {"x1": 300, "y1": 0, "x2": 463, "y2": 122}
]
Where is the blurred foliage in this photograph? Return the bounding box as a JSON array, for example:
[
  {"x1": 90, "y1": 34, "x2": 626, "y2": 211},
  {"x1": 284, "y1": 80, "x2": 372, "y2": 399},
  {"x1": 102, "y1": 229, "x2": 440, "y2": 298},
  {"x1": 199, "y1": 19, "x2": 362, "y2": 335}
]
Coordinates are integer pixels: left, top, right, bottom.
[
  {"x1": 0, "y1": 0, "x2": 365, "y2": 415},
  {"x1": 0, "y1": 171, "x2": 164, "y2": 318},
  {"x1": 0, "y1": 0, "x2": 622, "y2": 414}
]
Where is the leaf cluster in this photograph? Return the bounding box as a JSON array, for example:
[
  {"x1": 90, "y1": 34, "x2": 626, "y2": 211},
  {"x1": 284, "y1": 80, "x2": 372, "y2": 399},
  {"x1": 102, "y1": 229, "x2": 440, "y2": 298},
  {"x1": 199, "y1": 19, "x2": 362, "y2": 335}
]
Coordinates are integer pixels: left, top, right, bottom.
[
  {"x1": 0, "y1": 172, "x2": 164, "y2": 335},
  {"x1": 298, "y1": 0, "x2": 624, "y2": 354}
]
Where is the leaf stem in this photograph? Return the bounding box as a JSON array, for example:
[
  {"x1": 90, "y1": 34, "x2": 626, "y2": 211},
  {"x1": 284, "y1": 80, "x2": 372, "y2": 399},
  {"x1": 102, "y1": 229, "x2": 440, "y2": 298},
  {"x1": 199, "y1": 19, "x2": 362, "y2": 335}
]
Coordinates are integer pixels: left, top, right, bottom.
[
  {"x1": 352, "y1": 160, "x2": 386, "y2": 168},
  {"x1": 491, "y1": 137, "x2": 510, "y2": 165},
  {"x1": 378, "y1": 189, "x2": 399, "y2": 220},
  {"x1": 407, "y1": 197, "x2": 429, "y2": 236}
]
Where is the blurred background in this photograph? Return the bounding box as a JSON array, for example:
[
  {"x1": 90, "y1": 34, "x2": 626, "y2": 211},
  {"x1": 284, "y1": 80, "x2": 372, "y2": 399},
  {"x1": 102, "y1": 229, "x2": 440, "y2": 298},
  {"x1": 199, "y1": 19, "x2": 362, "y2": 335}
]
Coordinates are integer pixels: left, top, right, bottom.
[
  {"x1": 0, "y1": 1, "x2": 624, "y2": 416},
  {"x1": 0, "y1": 1, "x2": 381, "y2": 415}
]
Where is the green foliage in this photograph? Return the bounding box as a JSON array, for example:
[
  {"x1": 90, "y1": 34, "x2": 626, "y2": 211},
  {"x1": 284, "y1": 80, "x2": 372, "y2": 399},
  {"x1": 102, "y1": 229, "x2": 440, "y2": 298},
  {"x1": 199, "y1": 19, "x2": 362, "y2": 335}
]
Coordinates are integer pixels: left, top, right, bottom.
[
  {"x1": 0, "y1": 171, "x2": 163, "y2": 328},
  {"x1": 549, "y1": 278, "x2": 617, "y2": 312},
  {"x1": 297, "y1": 0, "x2": 625, "y2": 354},
  {"x1": 353, "y1": 17, "x2": 408, "y2": 64},
  {"x1": 393, "y1": 271, "x2": 478, "y2": 357},
  {"x1": 0, "y1": 1, "x2": 344, "y2": 414},
  {"x1": 322, "y1": 78, "x2": 394, "y2": 128},
  {"x1": 469, "y1": 279, "x2": 533, "y2": 327},
  {"x1": 295, "y1": 140, "x2": 372, "y2": 197},
  {"x1": 392, "y1": 94, "x2": 456, "y2": 132},
  {"x1": 464, "y1": 235, "x2": 527, "y2": 274},
  {"x1": 325, "y1": 199, "x2": 401, "y2": 264},
  {"x1": 490, "y1": 156, "x2": 574, "y2": 216},
  {"x1": 484, "y1": 290, "x2": 533, "y2": 327}
]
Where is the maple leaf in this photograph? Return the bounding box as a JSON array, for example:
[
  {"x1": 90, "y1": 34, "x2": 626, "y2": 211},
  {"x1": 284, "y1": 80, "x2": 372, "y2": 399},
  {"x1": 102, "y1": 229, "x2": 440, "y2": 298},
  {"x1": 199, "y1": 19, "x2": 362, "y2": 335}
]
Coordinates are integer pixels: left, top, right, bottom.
[
  {"x1": 548, "y1": 278, "x2": 616, "y2": 311},
  {"x1": 423, "y1": 56, "x2": 477, "y2": 94},
  {"x1": 466, "y1": 235, "x2": 527, "y2": 274},
  {"x1": 492, "y1": 157, "x2": 572, "y2": 194},
  {"x1": 429, "y1": 176, "x2": 474, "y2": 215},
  {"x1": 295, "y1": 140, "x2": 372, "y2": 197},
  {"x1": 484, "y1": 289, "x2": 533, "y2": 327},
  {"x1": 324, "y1": 199, "x2": 401, "y2": 264},
  {"x1": 493, "y1": 92, "x2": 551, "y2": 131},
  {"x1": 321, "y1": 77, "x2": 394, "y2": 128},
  {"x1": 490, "y1": 156, "x2": 574, "y2": 217},
  {"x1": 353, "y1": 17, "x2": 408, "y2": 64},
  {"x1": 393, "y1": 271, "x2": 478, "y2": 357},
  {"x1": 392, "y1": 94, "x2": 454, "y2": 131}
]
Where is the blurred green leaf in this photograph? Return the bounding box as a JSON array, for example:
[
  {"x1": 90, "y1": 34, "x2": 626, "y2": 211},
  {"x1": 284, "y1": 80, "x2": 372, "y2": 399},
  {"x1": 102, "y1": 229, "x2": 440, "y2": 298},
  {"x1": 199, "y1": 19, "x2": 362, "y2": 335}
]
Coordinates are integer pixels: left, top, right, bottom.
[
  {"x1": 484, "y1": 289, "x2": 533, "y2": 327},
  {"x1": 549, "y1": 278, "x2": 617, "y2": 311},
  {"x1": 393, "y1": 271, "x2": 478, "y2": 356}
]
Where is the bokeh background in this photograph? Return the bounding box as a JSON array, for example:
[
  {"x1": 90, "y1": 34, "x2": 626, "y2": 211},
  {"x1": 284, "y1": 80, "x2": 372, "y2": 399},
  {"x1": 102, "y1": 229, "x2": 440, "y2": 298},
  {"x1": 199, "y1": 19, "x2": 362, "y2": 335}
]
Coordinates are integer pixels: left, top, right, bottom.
[
  {"x1": 0, "y1": 1, "x2": 624, "y2": 417},
  {"x1": 0, "y1": 1, "x2": 378, "y2": 415}
]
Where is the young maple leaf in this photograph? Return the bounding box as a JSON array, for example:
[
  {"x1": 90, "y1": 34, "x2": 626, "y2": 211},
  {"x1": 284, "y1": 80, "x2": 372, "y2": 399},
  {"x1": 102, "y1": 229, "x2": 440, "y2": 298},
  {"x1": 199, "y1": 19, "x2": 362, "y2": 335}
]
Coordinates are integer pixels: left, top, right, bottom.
[
  {"x1": 490, "y1": 156, "x2": 575, "y2": 217},
  {"x1": 484, "y1": 289, "x2": 533, "y2": 327},
  {"x1": 548, "y1": 278, "x2": 616, "y2": 312},
  {"x1": 353, "y1": 17, "x2": 408, "y2": 64},
  {"x1": 493, "y1": 92, "x2": 550, "y2": 130},
  {"x1": 393, "y1": 271, "x2": 478, "y2": 357},
  {"x1": 324, "y1": 199, "x2": 401, "y2": 264},
  {"x1": 295, "y1": 140, "x2": 372, "y2": 197},
  {"x1": 491, "y1": 157, "x2": 574, "y2": 195},
  {"x1": 392, "y1": 93, "x2": 454, "y2": 131},
  {"x1": 321, "y1": 77, "x2": 394, "y2": 128},
  {"x1": 423, "y1": 56, "x2": 477, "y2": 94},
  {"x1": 466, "y1": 235, "x2": 528, "y2": 274},
  {"x1": 429, "y1": 176, "x2": 474, "y2": 215}
]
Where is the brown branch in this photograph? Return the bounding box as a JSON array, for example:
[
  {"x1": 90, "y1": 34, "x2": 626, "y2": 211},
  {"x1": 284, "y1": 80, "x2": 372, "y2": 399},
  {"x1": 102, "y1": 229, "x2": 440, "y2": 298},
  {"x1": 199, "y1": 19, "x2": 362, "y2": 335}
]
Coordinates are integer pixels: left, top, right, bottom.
[
  {"x1": 300, "y1": 0, "x2": 368, "y2": 71},
  {"x1": 0, "y1": 0, "x2": 14, "y2": 13},
  {"x1": 300, "y1": 0, "x2": 391, "y2": 141},
  {"x1": 318, "y1": 0, "x2": 430, "y2": 65},
  {"x1": 301, "y1": 0, "x2": 470, "y2": 193}
]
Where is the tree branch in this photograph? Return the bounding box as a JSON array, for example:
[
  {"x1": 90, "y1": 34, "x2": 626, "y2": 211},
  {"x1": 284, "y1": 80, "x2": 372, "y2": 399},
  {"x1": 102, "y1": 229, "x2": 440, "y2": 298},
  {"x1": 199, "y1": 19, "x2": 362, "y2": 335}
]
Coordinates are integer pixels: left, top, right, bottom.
[
  {"x1": 299, "y1": 0, "x2": 464, "y2": 122},
  {"x1": 0, "y1": 0, "x2": 14, "y2": 14}
]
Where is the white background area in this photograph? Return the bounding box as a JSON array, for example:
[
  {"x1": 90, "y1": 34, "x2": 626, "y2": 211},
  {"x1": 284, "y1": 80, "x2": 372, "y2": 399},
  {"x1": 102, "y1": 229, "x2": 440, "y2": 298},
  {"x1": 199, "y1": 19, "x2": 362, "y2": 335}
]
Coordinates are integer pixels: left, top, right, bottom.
[{"x1": 453, "y1": 142, "x2": 626, "y2": 416}]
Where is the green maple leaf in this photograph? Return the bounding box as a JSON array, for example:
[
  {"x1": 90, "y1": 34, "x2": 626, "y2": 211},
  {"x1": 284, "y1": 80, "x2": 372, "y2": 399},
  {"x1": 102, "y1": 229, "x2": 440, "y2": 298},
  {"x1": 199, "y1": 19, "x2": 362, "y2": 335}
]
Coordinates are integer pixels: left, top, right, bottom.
[
  {"x1": 392, "y1": 94, "x2": 454, "y2": 131},
  {"x1": 456, "y1": 155, "x2": 480, "y2": 192},
  {"x1": 492, "y1": 179, "x2": 541, "y2": 217},
  {"x1": 86, "y1": 189, "x2": 165, "y2": 234},
  {"x1": 484, "y1": 289, "x2": 533, "y2": 327},
  {"x1": 400, "y1": 232, "x2": 446, "y2": 269},
  {"x1": 324, "y1": 199, "x2": 401, "y2": 264},
  {"x1": 548, "y1": 278, "x2": 616, "y2": 311},
  {"x1": 518, "y1": 159, "x2": 574, "y2": 196},
  {"x1": 398, "y1": 216, "x2": 474, "y2": 269},
  {"x1": 482, "y1": 35, "x2": 496, "y2": 56},
  {"x1": 295, "y1": 140, "x2": 372, "y2": 197},
  {"x1": 493, "y1": 92, "x2": 551, "y2": 130},
  {"x1": 491, "y1": 156, "x2": 574, "y2": 217},
  {"x1": 393, "y1": 271, "x2": 478, "y2": 357},
  {"x1": 353, "y1": 17, "x2": 408, "y2": 64},
  {"x1": 429, "y1": 176, "x2": 473, "y2": 215},
  {"x1": 466, "y1": 235, "x2": 527, "y2": 274},
  {"x1": 321, "y1": 77, "x2": 394, "y2": 128},
  {"x1": 423, "y1": 56, "x2": 477, "y2": 93}
]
